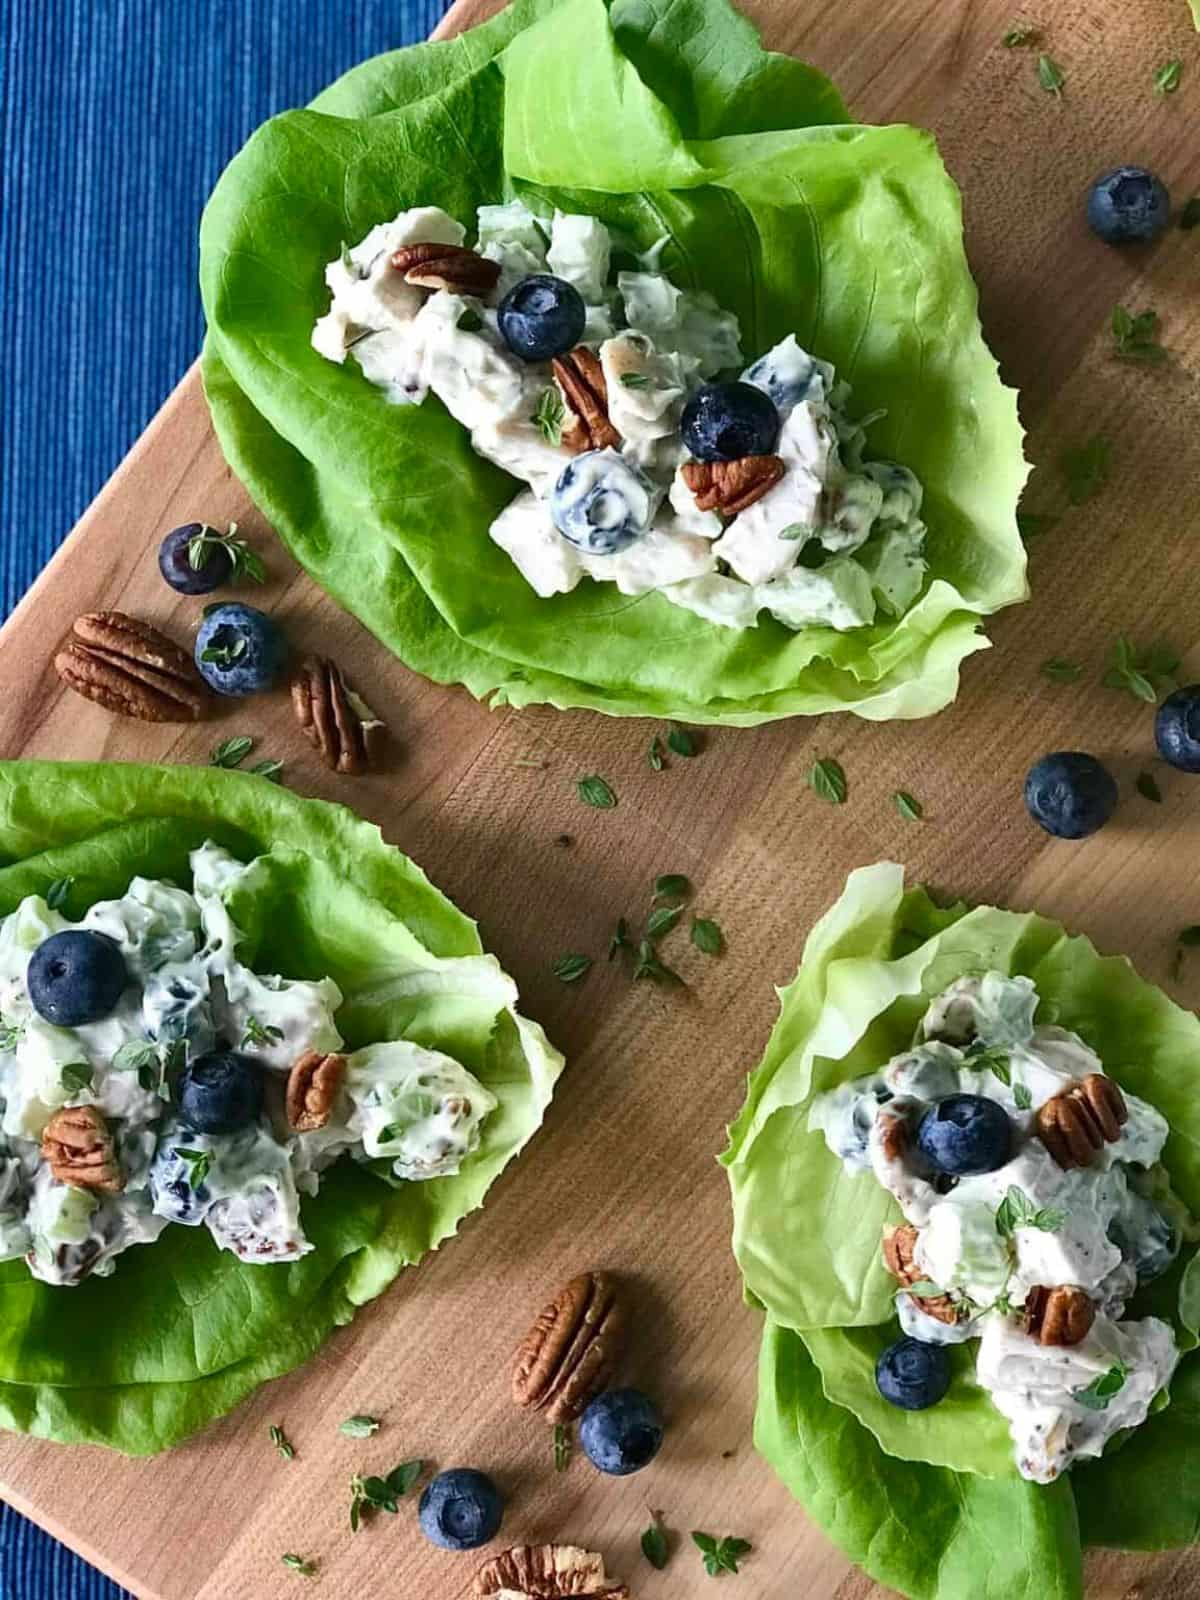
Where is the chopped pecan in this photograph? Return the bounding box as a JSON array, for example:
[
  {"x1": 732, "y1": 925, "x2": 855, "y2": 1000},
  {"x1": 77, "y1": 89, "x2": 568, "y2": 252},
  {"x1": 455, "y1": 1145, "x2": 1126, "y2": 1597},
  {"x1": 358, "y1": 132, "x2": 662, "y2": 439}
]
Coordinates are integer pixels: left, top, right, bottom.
[
  {"x1": 474, "y1": 1545, "x2": 629, "y2": 1599},
  {"x1": 877, "y1": 1107, "x2": 908, "y2": 1163},
  {"x1": 681, "y1": 454, "x2": 785, "y2": 517},
  {"x1": 390, "y1": 242, "x2": 501, "y2": 295},
  {"x1": 286, "y1": 1050, "x2": 346, "y2": 1133},
  {"x1": 55, "y1": 612, "x2": 210, "y2": 722},
  {"x1": 552, "y1": 348, "x2": 620, "y2": 453},
  {"x1": 291, "y1": 656, "x2": 387, "y2": 775},
  {"x1": 42, "y1": 1105, "x2": 123, "y2": 1193},
  {"x1": 1036, "y1": 1074, "x2": 1127, "y2": 1169},
  {"x1": 1024, "y1": 1284, "x2": 1095, "y2": 1347},
  {"x1": 512, "y1": 1271, "x2": 625, "y2": 1424},
  {"x1": 881, "y1": 1224, "x2": 959, "y2": 1326}
]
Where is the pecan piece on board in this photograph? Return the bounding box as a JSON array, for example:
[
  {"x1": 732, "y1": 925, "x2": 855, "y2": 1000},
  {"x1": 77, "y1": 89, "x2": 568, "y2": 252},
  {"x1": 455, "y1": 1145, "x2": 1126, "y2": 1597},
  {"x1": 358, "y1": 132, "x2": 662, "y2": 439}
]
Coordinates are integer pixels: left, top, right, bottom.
[
  {"x1": 512, "y1": 1271, "x2": 625, "y2": 1424},
  {"x1": 1024, "y1": 1284, "x2": 1096, "y2": 1347},
  {"x1": 291, "y1": 655, "x2": 387, "y2": 775},
  {"x1": 474, "y1": 1545, "x2": 629, "y2": 1599},
  {"x1": 389, "y1": 241, "x2": 501, "y2": 295},
  {"x1": 552, "y1": 348, "x2": 620, "y2": 453},
  {"x1": 881, "y1": 1224, "x2": 959, "y2": 1326},
  {"x1": 681, "y1": 454, "x2": 785, "y2": 517},
  {"x1": 55, "y1": 612, "x2": 210, "y2": 722},
  {"x1": 286, "y1": 1050, "x2": 346, "y2": 1133},
  {"x1": 42, "y1": 1105, "x2": 123, "y2": 1193},
  {"x1": 1035, "y1": 1074, "x2": 1127, "y2": 1169}
]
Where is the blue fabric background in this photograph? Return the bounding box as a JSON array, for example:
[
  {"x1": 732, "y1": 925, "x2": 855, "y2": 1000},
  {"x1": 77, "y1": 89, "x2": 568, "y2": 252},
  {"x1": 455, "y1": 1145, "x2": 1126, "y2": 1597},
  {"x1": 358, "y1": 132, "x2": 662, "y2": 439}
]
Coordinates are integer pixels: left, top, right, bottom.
[{"x1": 0, "y1": 1, "x2": 450, "y2": 1593}]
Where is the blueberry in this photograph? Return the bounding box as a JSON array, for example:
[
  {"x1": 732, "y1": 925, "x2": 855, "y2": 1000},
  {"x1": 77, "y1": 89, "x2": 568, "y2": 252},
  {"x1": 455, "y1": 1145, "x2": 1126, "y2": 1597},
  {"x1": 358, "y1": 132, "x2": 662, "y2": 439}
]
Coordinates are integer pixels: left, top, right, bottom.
[
  {"x1": 681, "y1": 381, "x2": 780, "y2": 463},
  {"x1": 1024, "y1": 752, "x2": 1118, "y2": 839},
  {"x1": 551, "y1": 448, "x2": 659, "y2": 555},
  {"x1": 148, "y1": 1140, "x2": 211, "y2": 1224},
  {"x1": 1156, "y1": 686, "x2": 1200, "y2": 773},
  {"x1": 194, "y1": 603, "x2": 286, "y2": 697},
  {"x1": 1086, "y1": 167, "x2": 1171, "y2": 245},
  {"x1": 579, "y1": 1388, "x2": 664, "y2": 1476},
  {"x1": 876, "y1": 1337, "x2": 950, "y2": 1410},
  {"x1": 177, "y1": 1050, "x2": 263, "y2": 1135},
  {"x1": 916, "y1": 1093, "x2": 1012, "y2": 1176},
  {"x1": 27, "y1": 931, "x2": 127, "y2": 1026},
  {"x1": 158, "y1": 523, "x2": 232, "y2": 595},
  {"x1": 497, "y1": 274, "x2": 586, "y2": 362},
  {"x1": 417, "y1": 1469, "x2": 503, "y2": 1551}
]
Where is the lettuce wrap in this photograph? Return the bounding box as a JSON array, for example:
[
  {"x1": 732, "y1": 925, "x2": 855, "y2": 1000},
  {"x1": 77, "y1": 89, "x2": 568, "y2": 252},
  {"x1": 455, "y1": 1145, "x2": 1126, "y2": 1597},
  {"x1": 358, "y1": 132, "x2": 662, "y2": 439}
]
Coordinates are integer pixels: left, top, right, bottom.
[
  {"x1": 724, "y1": 863, "x2": 1200, "y2": 1599},
  {"x1": 0, "y1": 761, "x2": 562, "y2": 1453},
  {"x1": 199, "y1": 0, "x2": 1028, "y2": 726}
]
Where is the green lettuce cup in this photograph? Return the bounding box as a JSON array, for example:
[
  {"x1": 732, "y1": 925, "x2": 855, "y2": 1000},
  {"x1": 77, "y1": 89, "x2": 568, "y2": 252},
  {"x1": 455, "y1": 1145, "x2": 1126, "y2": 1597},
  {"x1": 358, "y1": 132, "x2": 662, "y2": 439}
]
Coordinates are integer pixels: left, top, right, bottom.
[
  {"x1": 0, "y1": 761, "x2": 562, "y2": 1453},
  {"x1": 199, "y1": 0, "x2": 1027, "y2": 727},
  {"x1": 724, "y1": 863, "x2": 1200, "y2": 1599}
]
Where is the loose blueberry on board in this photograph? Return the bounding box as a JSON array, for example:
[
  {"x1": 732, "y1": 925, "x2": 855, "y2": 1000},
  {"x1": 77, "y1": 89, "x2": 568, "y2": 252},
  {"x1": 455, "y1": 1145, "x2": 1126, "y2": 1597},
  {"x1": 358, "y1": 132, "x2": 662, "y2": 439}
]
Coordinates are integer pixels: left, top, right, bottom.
[
  {"x1": 194, "y1": 603, "x2": 286, "y2": 696},
  {"x1": 497, "y1": 274, "x2": 586, "y2": 361},
  {"x1": 551, "y1": 449, "x2": 657, "y2": 555},
  {"x1": 917, "y1": 1093, "x2": 1012, "y2": 1176},
  {"x1": 158, "y1": 523, "x2": 232, "y2": 595},
  {"x1": 681, "y1": 381, "x2": 780, "y2": 462},
  {"x1": 1024, "y1": 752, "x2": 1119, "y2": 839},
  {"x1": 27, "y1": 931, "x2": 127, "y2": 1027},
  {"x1": 177, "y1": 1050, "x2": 264, "y2": 1135},
  {"x1": 1086, "y1": 167, "x2": 1171, "y2": 245},
  {"x1": 1155, "y1": 686, "x2": 1200, "y2": 773},
  {"x1": 417, "y1": 1469, "x2": 503, "y2": 1551},
  {"x1": 579, "y1": 1388, "x2": 664, "y2": 1476},
  {"x1": 876, "y1": 1337, "x2": 950, "y2": 1411}
]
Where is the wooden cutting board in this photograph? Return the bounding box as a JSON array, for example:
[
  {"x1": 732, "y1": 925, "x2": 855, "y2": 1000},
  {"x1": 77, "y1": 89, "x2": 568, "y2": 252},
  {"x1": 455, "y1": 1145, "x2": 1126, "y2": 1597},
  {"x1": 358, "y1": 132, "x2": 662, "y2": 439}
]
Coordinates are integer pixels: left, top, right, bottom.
[{"x1": 1, "y1": 0, "x2": 1198, "y2": 1595}]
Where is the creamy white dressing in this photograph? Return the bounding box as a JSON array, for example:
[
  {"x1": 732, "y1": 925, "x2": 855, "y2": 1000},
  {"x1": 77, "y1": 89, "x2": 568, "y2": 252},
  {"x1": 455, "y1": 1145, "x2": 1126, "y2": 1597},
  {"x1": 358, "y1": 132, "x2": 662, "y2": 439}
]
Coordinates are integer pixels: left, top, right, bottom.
[
  {"x1": 809, "y1": 972, "x2": 1184, "y2": 1481},
  {"x1": 0, "y1": 844, "x2": 497, "y2": 1285},
  {"x1": 312, "y1": 202, "x2": 929, "y2": 632}
]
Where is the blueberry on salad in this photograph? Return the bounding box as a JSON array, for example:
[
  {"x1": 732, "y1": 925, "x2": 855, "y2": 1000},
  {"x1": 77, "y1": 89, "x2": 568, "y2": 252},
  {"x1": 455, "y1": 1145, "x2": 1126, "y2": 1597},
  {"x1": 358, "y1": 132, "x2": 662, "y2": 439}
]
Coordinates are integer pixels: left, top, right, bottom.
[
  {"x1": 27, "y1": 930, "x2": 127, "y2": 1027},
  {"x1": 916, "y1": 1093, "x2": 1012, "y2": 1176},
  {"x1": 876, "y1": 1336, "x2": 950, "y2": 1411},
  {"x1": 148, "y1": 1142, "x2": 211, "y2": 1224},
  {"x1": 177, "y1": 1049, "x2": 264, "y2": 1135},
  {"x1": 579, "y1": 1388, "x2": 664, "y2": 1476},
  {"x1": 681, "y1": 381, "x2": 780, "y2": 462},
  {"x1": 417, "y1": 1468, "x2": 503, "y2": 1550},
  {"x1": 158, "y1": 522, "x2": 263, "y2": 595},
  {"x1": 497, "y1": 274, "x2": 586, "y2": 361},
  {"x1": 1024, "y1": 752, "x2": 1118, "y2": 839},
  {"x1": 194, "y1": 603, "x2": 286, "y2": 696},
  {"x1": 551, "y1": 449, "x2": 658, "y2": 555},
  {"x1": 1086, "y1": 166, "x2": 1171, "y2": 245},
  {"x1": 1155, "y1": 686, "x2": 1200, "y2": 774}
]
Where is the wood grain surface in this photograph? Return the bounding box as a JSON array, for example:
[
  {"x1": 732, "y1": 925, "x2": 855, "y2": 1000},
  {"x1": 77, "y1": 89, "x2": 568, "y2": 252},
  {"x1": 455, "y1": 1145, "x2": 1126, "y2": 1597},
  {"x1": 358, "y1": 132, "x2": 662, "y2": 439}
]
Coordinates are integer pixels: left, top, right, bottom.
[{"x1": 0, "y1": 0, "x2": 1198, "y2": 1595}]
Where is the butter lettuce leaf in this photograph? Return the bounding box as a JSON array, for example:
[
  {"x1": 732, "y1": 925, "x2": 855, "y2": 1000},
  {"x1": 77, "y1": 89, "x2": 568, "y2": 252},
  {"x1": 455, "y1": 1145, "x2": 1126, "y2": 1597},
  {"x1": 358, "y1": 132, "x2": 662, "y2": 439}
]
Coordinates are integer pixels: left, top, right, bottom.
[
  {"x1": 200, "y1": 0, "x2": 1027, "y2": 726},
  {"x1": 0, "y1": 762, "x2": 562, "y2": 1452}
]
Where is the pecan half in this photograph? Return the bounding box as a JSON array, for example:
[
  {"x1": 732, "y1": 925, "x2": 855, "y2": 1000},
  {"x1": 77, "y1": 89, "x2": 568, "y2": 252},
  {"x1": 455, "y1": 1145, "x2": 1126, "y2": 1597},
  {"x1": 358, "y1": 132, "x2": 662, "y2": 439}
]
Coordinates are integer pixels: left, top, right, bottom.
[
  {"x1": 286, "y1": 1050, "x2": 346, "y2": 1133},
  {"x1": 42, "y1": 1105, "x2": 123, "y2": 1193},
  {"x1": 552, "y1": 348, "x2": 620, "y2": 453},
  {"x1": 291, "y1": 656, "x2": 387, "y2": 775},
  {"x1": 1024, "y1": 1284, "x2": 1095, "y2": 1347},
  {"x1": 681, "y1": 454, "x2": 785, "y2": 517},
  {"x1": 55, "y1": 612, "x2": 210, "y2": 722},
  {"x1": 474, "y1": 1545, "x2": 629, "y2": 1599},
  {"x1": 512, "y1": 1271, "x2": 625, "y2": 1424},
  {"x1": 1036, "y1": 1074, "x2": 1127, "y2": 1169},
  {"x1": 390, "y1": 242, "x2": 501, "y2": 295},
  {"x1": 877, "y1": 1107, "x2": 908, "y2": 1163},
  {"x1": 881, "y1": 1224, "x2": 959, "y2": 1326}
]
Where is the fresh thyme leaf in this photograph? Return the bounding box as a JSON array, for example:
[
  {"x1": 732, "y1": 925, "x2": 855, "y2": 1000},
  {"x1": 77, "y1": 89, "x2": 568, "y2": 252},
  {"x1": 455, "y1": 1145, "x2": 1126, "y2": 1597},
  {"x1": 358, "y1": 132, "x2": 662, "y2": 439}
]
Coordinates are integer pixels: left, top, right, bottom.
[
  {"x1": 608, "y1": 917, "x2": 631, "y2": 960},
  {"x1": 112, "y1": 1039, "x2": 159, "y2": 1074},
  {"x1": 1041, "y1": 657, "x2": 1082, "y2": 684},
  {"x1": 577, "y1": 775, "x2": 617, "y2": 809},
  {"x1": 1060, "y1": 435, "x2": 1111, "y2": 505},
  {"x1": 1016, "y1": 511, "x2": 1059, "y2": 541},
  {"x1": 893, "y1": 791, "x2": 923, "y2": 821},
  {"x1": 654, "y1": 874, "x2": 691, "y2": 903},
  {"x1": 1075, "y1": 1362, "x2": 1129, "y2": 1410},
  {"x1": 666, "y1": 725, "x2": 698, "y2": 757},
  {"x1": 457, "y1": 309, "x2": 484, "y2": 334},
  {"x1": 646, "y1": 905, "x2": 683, "y2": 941},
  {"x1": 210, "y1": 735, "x2": 254, "y2": 769},
  {"x1": 692, "y1": 1532, "x2": 752, "y2": 1577},
  {"x1": 248, "y1": 759, "x2": 284, "y2": 783},
  {"x1": 199, "y1": 638, "x2": 247, "y2": 668},
  {"x1": 1002, "y1": 23, "x2": 1039, "y2": 45},
  {"x1": 633, "y1": 940, "x2": 683, "y2": 985},
  {"x1": 1013, "y1": 1081, "x2": 1033, "y2": 1111},
  {"x1": 533, "y1": 386, "x2": 566, "y2": 446},
  {"x1": 339, "y1": 1415, "x2": 381, "y2": 1438},
  {"x1": 44, "y1": 876, "x2": 74, "y2": 911},
  {"x1": 777, "y1": 522, "x2": 808, "y2": 541},
  {"x1": 691, "y1": 917, "x2": 723, "y2": 955},
  {"x1": 241, "y1": 1013, "x2": 284, "y2": 1050},
  {"x1": 906, "y1": 1280, "x2": 946, "y2": 1298},
  {"x1": 809, "y1": 758, "x2": 847, "y2": 805},
  {"x1": 647, "y1": 735, "x2": 664, "y2": 772},
  {"x1": 385, "y1": 1459, "x2": 423, "y2": 1496},
  {"x1": 1180, "y1": 927, "x2": 1200, "y2": 947},
  {"x1": 1111, "y1": 305, "x2": 1167, "y2": 364},
  {"x1": 642, "y1": 1515, "x2": 669, "y2": 1570},
  {"x1": 965, "y1": 1041, "x2": 1011, "y2": 1083},
  {"x1": 174, "y1": 1146, "x2": 213, "y2": 1191},
  {"x1": 188, "y1": 523, "x2": 266, "y2": 585},
  {"x1": 281, "y1": 1553, "x2": 317, "y2": 1577},
  {"x1": 1153, "y1": 58, "x2": 1183, "y2": 96},
  {"x1": 269, "y1": 1423, "x2": 295, "y2": 1461},
  {"x1": 553, "y1": 952, "x2": 593, "y2": 983},
  {"x1": 620, "y1": 372, "x2": 651, "y2": 388},
  {"x1": 995, "y1": 1185, "x2": 1066, "y2": 1238},
  {"x1": 60, "y1": 1061, "x2": 93, "y2": 1095},
  {"x1": 0, "y1": 1016, "x2": 24, "y2": 1053},
  {"x1": 1103, "y1": 635, "x2": 1179, "y2": 703},
  {"x1": 343, "y1": 325, "x2": 380, "y2": 351},
  {"x1": 1136, "y1": 770, "x2": 1164, "y2": 803},
  {"x1": 554, "y1": 1422, "x2": 571, "y2": 1472},
  {"x1": 1036, "y1": 53, "x2": 1065, "y2": 95},
  {"x1": 1181, "y1": 198, "x2": 1200, "y2": 230}
]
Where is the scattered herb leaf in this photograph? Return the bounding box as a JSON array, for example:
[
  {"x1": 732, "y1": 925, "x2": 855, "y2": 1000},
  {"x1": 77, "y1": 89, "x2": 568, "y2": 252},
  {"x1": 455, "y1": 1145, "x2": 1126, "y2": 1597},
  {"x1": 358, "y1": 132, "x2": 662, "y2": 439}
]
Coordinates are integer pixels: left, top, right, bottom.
[
  {"x1": 348, "y1": 1460, "x2": 422, "y2": 1530},
  {"x1": 577, "y1": 775, "x2": 617, "y2": 809},
  {"x1": 1036, "y1": 53, "x2": 1065, "y2": 95},
  {"x1": 691, "y1": 917, "x2": 723, "y2": 955},
  {"x1": 1181, "y1": 198, "x2": 1200, "y2": 230},
  {"x1": 995, "y1": 1185, "x2": 1066, "y2": 1238},
  {"x1": 456, "y1": 309, "x2": 484, "y2": 334},
  {"x1": 554, "y1": 1422, "x2": 571, "y2": 1472},
  {"x1": 692, "y1": 1532, "x2": 753, "y2": 1577},
  {"x1": 1013, "y1": 1081, "x2": 1033, "y2": 1111},
  {"x1": 1041, "y1": 657, "x2": 1083, "y2": 684},
  {"x1": 1016, "y1": 511, "x2": 1059, "y2": 541},
  {"x1": 620, "y1": 372, "x2": 651, "y2": 389},
  {"x1": 242, "y1": 1013, "x2": 284, "y2": 1050},
  {"x1": 60, "y1": 1061, "x2": 93, "y2": 1095},
  {"x1": 269, "y1": 1423, "x2": 295, "y2": 1461},
  {"x1": 608, "y1": 918, "x2": 631, "y2": 960},
  {"x1": 965, "y1": 1041, "x2": 1011, "y2": 1083},
  {"x1": 0, "y1": 1016, "x2": 24, "y2": 1053},
  {"x1": 553, "y1": 952, "x2": 593, "y2": 983},
  {"x1": 187, "y1": 522, "x2": 266, "y2": 585},
  {"x1": 647, "y1": 736, "x2": 664, "y2": 772},
  {"x1": 343, "y1": 325, "x2": 380, "y2": 351},
  {"x1": 1111, "y1": 305, "x2": 1167, "y2": 365},
  {"x1": 1060, "y1": 435, "x2": 1111, "y2": 505},
  {"x1": 1002, "y1": 23, "x2": 1040, "y2": 45},
  {"x1": 646, "y1": 905, "x2": 683, "y2": 941},
  {"x1": 1103, "y1": 636, "x2": 1179, "y2": 703},
  {"x1": 906, "y1": 1280, "x2": 946, "y2": 1298},
  {"x1": 339, "y1": 1415, "x2": 380, "y2": 1438},
  {"x1": 248, "y1": 758, "x2": 284, "y2": 783},
  {"x1": 210, "y1": 735, "x2": 254, "y2": 769},
  {"x1": 532, "y1": 387, "x2": 566, "y2": 446},
  {"x1": 1075, "y1": 1363, "x2": 1129, "y2": 1410},
  {"x1": 199, "y1": 638, "x2": 247, "y2": 669},
  {"x1": 777, "y1": 522, "x2": 808, "y2": 541},
  {"x1": 633, "y1": 940, "x2": 683, "y2": 985},
  {"x1": 642, "y1": 1514, "x2": 669, "y2": 1570},
  {"x1": 281, "y1": 1553, "x2": 317, "y2": 1578},
  {"x1": 654, "y1": 874, "x2": 691, "y2": 903},
  {"x1": 1136, "y1": 771, "x2": 1164, "y2": 803},
  {"x1": 667, "y1": 725, "x2": 698, "y2": 758},
  {"x1": 893, "y1": 791, "x2": 923, "y2": 822},
  {"x1": 809, "y1": 758, "x2": 847, "y2": 805},
  {"x1": 174, "y1": 1146, "x2": 213, "y2": 1191},
  {"x1": 1153, "y1": 58, "x2": 1183, "y2": 96},
  {"x1": 44, "y1": 876, "x2": 74, "y2": 911}
]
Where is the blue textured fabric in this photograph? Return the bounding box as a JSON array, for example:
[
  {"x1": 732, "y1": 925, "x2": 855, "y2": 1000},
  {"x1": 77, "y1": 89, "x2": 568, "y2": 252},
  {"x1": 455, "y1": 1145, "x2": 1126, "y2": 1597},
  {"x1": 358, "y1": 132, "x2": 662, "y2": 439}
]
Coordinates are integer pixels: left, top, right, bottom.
[{"x1": 0, "y1": 1, "x2": 451, "y2": 1593}]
